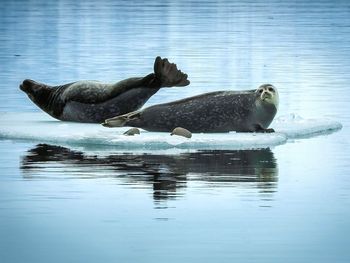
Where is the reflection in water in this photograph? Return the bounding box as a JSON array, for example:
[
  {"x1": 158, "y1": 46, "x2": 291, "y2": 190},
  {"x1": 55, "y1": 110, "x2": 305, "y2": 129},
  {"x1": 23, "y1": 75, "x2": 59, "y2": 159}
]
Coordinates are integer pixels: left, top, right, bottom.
[{"x1": 21, "y1": 144, "x2": 278, "y2": 202}]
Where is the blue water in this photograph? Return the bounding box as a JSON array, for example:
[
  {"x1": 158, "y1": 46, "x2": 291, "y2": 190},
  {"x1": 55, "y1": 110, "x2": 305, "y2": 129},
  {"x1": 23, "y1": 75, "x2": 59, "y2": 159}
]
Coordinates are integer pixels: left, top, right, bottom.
[{"x1": 1, "y1": 0, "x2": 350, "y2": 262}]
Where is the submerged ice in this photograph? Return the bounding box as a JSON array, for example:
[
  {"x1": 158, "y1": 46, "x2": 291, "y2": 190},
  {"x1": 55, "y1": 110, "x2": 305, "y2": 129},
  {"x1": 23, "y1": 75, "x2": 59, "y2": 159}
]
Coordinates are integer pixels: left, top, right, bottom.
[{"x1": 0, "y1": 112, "x2": 342, "y2": 150}]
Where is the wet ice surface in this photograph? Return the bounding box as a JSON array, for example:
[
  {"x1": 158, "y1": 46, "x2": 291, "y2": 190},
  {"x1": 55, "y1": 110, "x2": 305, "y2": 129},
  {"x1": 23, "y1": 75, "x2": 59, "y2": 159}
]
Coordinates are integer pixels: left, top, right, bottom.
[
  {"x1": 272, "y1": 114, "x2": 342, "y2": 139},
  {"x1": 0, "y1": 112, "x2": 341, "y2": 151}
]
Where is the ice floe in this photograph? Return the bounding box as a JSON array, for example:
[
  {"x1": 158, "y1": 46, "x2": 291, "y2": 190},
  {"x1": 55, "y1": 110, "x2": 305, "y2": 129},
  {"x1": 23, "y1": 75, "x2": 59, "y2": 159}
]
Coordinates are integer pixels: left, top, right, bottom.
[{"x1": 0, "y1": 112, "x2": 342, "y2": 150}]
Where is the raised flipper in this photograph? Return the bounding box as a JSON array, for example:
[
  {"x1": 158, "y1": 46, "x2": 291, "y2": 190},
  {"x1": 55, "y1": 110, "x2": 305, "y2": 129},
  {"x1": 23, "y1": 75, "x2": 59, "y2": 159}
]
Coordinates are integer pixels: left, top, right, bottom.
[
  {"x1": 60, "y1": 56, "x2": 189, "y2": 104},
  {"x1": 102, "y1": 111, "x2": 141, "y2": 128},
  {"x1": 153, "y1": 56, "x2": 190, "y2": 87}
]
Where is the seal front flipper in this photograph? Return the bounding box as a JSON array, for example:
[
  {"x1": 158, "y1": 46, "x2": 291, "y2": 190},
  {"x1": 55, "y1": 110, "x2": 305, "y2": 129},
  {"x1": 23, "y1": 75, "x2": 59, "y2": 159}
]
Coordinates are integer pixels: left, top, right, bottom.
[
  {"x1": 258, "y1": 128, "x2": 275, "y2": 133},
  {"x1": 254, "y1": 125, "x2": 275, "y2": 133},
  {"x1": 151, "y1": 56, "x2": 190, "y2": 88},
  {"x1": 102, "y1": 111, "x2": 141, "y2": 128}
]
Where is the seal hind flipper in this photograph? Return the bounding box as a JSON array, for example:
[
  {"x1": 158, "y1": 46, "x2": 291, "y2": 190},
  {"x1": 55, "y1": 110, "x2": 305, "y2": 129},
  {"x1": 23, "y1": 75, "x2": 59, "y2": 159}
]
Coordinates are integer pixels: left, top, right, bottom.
[
  {"x1": 153, "y1": 56, "x2": 190, "y2": 87},
  {"x1": 60, "y1": 57, "x2": 189, "y2": 105},
  {"x1": 102, "y1": 111, "x2": 141, "y2": 127}
]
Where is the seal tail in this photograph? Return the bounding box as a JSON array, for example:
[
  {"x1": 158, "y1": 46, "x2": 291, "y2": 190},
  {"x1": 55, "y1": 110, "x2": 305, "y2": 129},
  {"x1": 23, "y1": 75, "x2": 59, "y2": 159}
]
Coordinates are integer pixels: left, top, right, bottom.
[
  {"x1": 153, "y1": 56, "x2": 190, "y2": 88},
  {"x1": 102, "y1": 111, "x2": 141, "y2": 128}
]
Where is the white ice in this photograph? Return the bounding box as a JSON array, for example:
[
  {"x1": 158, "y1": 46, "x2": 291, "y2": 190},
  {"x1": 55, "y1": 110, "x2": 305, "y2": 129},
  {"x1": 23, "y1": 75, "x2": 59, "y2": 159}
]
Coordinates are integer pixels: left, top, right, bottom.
[{"x1": 0, "y1": 112, "x2": 342, "y2": 150}]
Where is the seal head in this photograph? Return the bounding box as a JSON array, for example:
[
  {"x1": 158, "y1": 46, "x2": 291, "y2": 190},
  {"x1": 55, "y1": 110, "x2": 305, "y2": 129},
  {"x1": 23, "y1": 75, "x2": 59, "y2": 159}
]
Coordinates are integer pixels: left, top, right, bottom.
[
  {"x1": 254, "y1": 84, "x2": 279, "y2": 131},
  {"x1": 255, "y1": 84, "x2": 279, "y2": 110},
  {"x1": 20, "y1": 79, "x2": 58, "y2": 116}
]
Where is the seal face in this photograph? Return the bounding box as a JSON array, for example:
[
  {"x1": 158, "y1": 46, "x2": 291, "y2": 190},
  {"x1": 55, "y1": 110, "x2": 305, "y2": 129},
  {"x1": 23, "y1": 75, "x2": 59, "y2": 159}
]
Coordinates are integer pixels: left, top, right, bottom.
[
  {"x1": 255, "y1": 84, "x2": 279, "y2": 111},
  {"x1": 102, "y1": 84, "x2": 279, "y2": 133},
  {"x1": 19, "y1": 57, "x2": 189, "y2": 123}
]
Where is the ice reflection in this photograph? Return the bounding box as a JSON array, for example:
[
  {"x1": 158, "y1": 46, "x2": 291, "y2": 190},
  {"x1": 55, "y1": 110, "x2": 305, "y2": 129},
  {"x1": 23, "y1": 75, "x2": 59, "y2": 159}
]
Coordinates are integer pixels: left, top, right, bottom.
[{"x1": 21, "y1": 144, "x2": 278, "y2": 202}]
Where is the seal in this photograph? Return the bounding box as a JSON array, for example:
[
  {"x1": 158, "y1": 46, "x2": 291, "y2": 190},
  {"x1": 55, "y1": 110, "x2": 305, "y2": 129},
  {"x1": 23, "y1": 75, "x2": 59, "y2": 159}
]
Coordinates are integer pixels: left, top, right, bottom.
[
  {"x1": 19, "y1": 57, "x2": 189, "y2": 123},
  {"x1": 102, "y1": 84, "x2": 279, "y2": 133}
]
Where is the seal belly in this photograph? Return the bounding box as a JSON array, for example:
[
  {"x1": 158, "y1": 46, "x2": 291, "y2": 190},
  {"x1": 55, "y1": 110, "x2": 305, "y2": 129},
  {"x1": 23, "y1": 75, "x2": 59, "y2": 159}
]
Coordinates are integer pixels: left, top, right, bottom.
[{"x1": 61, "y1": 100, "x2": 117, "y2": 123}]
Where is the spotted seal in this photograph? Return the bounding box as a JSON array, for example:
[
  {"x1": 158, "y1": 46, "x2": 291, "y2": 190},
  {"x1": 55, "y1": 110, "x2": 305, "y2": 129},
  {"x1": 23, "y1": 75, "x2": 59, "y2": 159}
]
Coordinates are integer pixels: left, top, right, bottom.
[
  {"x1": 102, "y1": 84, "x2": 279, "y2": 133},
  {"x1": 19, "y1": 57, "x2": 189, "y2": 123}
]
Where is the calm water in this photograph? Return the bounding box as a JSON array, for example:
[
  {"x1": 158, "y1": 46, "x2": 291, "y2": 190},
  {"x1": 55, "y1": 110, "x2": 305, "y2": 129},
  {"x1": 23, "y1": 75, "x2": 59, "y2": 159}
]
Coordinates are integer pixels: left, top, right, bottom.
[{"x1": 1, "y1": 0, "x2": 350, "y2": 262}]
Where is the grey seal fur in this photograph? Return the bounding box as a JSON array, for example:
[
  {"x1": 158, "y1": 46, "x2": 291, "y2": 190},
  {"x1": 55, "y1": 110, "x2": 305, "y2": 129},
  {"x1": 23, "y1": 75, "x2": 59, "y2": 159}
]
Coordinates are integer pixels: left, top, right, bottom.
[
  {"x1": 102, "y1": 84, "x2": 279, "y2": 133},
  {"x1": 19, "y1": 57, "x2": 189, "y2": 123}
]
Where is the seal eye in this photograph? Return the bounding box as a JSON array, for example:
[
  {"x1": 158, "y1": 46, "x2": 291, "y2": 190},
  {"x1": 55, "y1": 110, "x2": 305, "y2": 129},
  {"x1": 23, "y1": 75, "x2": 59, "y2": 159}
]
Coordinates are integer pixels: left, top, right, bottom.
[
  {"x1": 259, "y1": 89, "x2": 263, "y2": 94},
  {"x1": 268, "y1": 87, "x2": 274, "y2": 92}
]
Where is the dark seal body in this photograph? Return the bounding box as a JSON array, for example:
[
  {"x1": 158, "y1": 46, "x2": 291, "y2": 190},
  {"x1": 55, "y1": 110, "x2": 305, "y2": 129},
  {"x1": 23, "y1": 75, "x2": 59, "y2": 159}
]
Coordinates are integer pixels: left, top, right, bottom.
[
  {"x1": 19, "y1": 57, "x2": 189, "y2": 123},
  {"x1": 103, "y1": 85, "x2": 279, "y2": 133}
]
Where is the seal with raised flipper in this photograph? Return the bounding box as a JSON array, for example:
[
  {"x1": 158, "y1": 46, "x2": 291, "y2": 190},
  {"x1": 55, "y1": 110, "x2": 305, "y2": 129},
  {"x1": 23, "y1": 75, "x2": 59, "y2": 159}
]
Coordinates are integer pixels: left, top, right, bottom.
[
  {"x1": 102, "y1": 84, "x2": 279, "y2": 133},
  {"x1": 19, "y1": 57, "x2": 189, "y2": 123}
]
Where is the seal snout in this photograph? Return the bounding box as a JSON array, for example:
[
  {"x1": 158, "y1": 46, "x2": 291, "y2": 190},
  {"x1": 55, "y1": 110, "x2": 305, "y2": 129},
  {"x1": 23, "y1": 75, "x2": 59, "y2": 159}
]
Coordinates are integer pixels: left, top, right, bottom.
[
  {"x1": 19, "y1": 83, "x2": 25, "y2": 92},
  {"x1": 20, "y1": 79, "x2": 35, "y2": 92},
  {"x1": 261, "y1": 91, "x2": 272, "y2": 100}
]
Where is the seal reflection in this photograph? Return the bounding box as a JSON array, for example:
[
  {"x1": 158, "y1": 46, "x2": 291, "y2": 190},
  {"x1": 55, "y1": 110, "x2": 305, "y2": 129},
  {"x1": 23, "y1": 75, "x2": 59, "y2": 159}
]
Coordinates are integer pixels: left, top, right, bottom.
[{"x1": 21, "y1": 144, "x2": 278, "y2": 202}]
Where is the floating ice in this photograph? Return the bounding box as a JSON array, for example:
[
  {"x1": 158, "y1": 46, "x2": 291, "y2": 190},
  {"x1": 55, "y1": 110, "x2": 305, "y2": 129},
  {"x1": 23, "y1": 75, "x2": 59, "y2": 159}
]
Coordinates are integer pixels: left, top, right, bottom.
[
  {"x1": 0, "y1": 112, "x2": 342, "y2": 150},
  {"x1": 272, "y1": 113, "x2": 342, "y2": 139}
]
